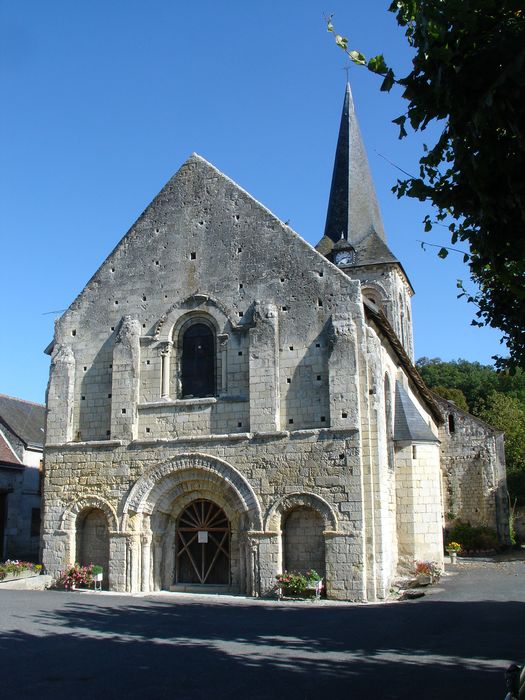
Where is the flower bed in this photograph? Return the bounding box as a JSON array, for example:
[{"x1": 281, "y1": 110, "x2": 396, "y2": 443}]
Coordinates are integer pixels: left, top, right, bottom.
[
  {"x1": 414, "y1": 560, "x2": 441, "y2": 584},
  {"x1": 0, "y1": 560, "x2": 42, "y2": 582},
  {"x1": 276, "y1": 570, "x2": 324, "y2": 598},
  {"x1": 56, "y1": 563, "x2": 101, "y2": 590}
]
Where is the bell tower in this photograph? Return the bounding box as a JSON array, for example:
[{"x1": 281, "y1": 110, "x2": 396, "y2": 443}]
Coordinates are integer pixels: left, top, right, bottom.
[{"x1": 316, "y1": 83, "x2": 414, "y2": 360}]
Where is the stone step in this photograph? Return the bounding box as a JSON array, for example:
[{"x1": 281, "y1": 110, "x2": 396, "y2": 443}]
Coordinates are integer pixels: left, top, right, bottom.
[
  {"x1": 169, "y1": 584, "x2": 238, "y2": 595},
  {"x1": 0, "y1": 574, "x2": 53, "y2": 590}
]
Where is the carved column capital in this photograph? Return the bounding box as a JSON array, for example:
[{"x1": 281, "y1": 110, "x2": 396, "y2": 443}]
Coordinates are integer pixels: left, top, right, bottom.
[{"x1": 159, "y1": 341, "x2": 173, "y2": 357}]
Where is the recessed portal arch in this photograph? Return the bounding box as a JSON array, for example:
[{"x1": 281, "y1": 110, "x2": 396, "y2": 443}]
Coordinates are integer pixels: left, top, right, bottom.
[
  {"x1": 123, "y1": 454, "x2": 262, "y2": 593},
  {"x1": 264, "y1": 492, "x2": 338, "y2": 532},
  {"x1": 76, "y1": 508, "x2": 110, "y2": 587},
  {"x1": 176, "y1": 499, "x2": 230, "y2": 585}
]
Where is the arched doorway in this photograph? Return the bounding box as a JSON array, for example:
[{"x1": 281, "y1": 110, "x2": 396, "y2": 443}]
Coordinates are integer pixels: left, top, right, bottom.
[
  {"x1": 76, "y1": 508, "x2": 110, "y2": 587},
  {"x1": 175, "y1": 499, "x2": 230, "y2": 585},
  {"x1": 283, "y1": 506, "x2": 325, "y2": 576}
]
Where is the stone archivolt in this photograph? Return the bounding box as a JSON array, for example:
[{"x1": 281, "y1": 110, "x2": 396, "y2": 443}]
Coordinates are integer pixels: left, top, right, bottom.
[
  {"x1": 154, "y1": 294, "x2": 238, "y2": 342},
  {"x1": 60, "y1": 494, "x2": 119, "y2": 533},
  {"x1": 264, "y1": 492, "x2": 338, "y2": 532},
  {"x1": 123, "y1": 453, "x2": 262, "y2": 528}
]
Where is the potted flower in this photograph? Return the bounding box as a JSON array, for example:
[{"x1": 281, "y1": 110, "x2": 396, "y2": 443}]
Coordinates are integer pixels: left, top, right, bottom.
[
  {"x1": 414, "y1": 561, "x2": 441, "y2": 586},
  {"x1": 91, "y1": 565, "x2": 103, "y2": 590},
  {"x1": 275, "y1": 569, "x2": 323, "y2": 599},
  {"x1": 56, "y1": 563, "x2": 94, "y2": 590},
  {"x1": 446, "y1": 541, "x2": 462, "y2": 563}
]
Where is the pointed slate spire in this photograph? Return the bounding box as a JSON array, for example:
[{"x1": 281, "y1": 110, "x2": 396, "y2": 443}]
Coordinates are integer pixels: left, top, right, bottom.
[{"x1": 323, "y1": 82, "x2": 386, "y2": 245}]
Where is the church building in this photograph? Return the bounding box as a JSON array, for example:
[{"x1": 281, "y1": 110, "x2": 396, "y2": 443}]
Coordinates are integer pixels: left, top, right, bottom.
[{"x1": 42, "y1": 84, "x2": 509, "y2": 599}]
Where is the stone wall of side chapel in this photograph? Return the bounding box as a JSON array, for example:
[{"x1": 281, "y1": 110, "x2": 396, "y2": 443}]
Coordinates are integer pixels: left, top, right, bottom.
[
  {"x1": 436, "y1": 399, "x2": 510, "y2": 544},
  {"x1": 395, "y1": 442, "x2": 444, "y2": 570}
]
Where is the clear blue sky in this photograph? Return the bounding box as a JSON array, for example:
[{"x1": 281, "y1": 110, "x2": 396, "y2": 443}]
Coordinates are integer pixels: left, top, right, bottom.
[{"x1": 0, "y1": 0, "x2": 505, "y2": 404}]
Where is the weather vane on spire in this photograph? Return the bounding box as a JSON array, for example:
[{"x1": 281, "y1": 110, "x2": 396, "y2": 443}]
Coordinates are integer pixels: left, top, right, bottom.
[{"x1": 342, "y1": 64, "x2": 351, "y2": 82}]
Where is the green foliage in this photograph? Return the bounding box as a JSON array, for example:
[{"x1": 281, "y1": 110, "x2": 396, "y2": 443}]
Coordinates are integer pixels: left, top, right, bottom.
[
  {"x1": 509, "y1": 499, "x2": 520, "y2": 544},
  {"x1": 417, "y1": 357, "x2": 525, "y2": 505},
  {"x1": 432, "y1": 385, "x2": 469, "y2": 412},
  {"x1": 416, "y1": 357, "x2": 499, "y2": 413},
  {"x1": 507, "y1": 472, "x2": 525, "y2": 510},
  {"x1": 417, "y1": 357, "x2": 525, "y2": 412},
  {"x1": 479, "y1": 392, "x2": 525, "y2": 476},
  {"x1": 447, "y1": 520, "x2": 499, "y2": 551},
  {"x1": 328, "y1": 3, "x2": 525, "y2": 368}
]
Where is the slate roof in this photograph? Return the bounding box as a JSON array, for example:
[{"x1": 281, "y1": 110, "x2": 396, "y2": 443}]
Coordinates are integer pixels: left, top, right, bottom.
[
  {"x1": 394, "y1": 381, "x2": 439, "y2": 443},
  {"x1": 353, "y1": 230, "x2": 398, "y2": 266},
  {"x1": 315, "y1": 235, "x2": 336, "y2": 257},
  {"x1": 315, "y1": 82, "x2": 416, "y2": 286},
  {"x1": 323, "y1": 82, "x2": 386, "y2": 245},
  {"x1": 333, "y1": 235, "x2": 354, "y2": 252},
  {"x1": 0, "y1": 430, "x2": 23, "y2": 467},
  {"x1": 0, "y1": 394, "x2": 45, "y2": 449},
  {"x1": 316, "y1": 230, "x2": 398, "y2": 266}
]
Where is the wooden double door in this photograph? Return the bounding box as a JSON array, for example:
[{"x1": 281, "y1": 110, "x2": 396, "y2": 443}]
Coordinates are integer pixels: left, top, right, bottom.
[{"x1": 175, "y1": 499, "x2": 230, "y2": 585}]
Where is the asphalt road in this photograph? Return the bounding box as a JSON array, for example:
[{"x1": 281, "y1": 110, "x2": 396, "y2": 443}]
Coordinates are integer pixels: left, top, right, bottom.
[{"x1": 0, "y1": 558, "x2": 523, "y2": 700}]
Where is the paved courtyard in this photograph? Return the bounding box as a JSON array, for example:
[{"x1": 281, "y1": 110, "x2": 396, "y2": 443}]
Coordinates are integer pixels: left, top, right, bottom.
[{"x1": 0, "y1": 557, "x2": 523, "y2": 699}]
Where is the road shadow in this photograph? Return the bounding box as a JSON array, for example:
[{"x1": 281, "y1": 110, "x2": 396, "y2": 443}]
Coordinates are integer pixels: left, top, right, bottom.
[{"x1": 0, "y1": 595, "x2": 522, "y2": 699}]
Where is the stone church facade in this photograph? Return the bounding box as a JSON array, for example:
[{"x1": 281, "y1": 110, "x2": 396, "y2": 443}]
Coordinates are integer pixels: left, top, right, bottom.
[{"x1": 42, "y1": 84, "x2": 509, "y2": 600}]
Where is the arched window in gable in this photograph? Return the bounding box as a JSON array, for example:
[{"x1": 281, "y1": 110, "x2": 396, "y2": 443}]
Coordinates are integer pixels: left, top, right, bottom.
[{"x1": 180, "y1": 322, "x2": 216, "y2": 398}]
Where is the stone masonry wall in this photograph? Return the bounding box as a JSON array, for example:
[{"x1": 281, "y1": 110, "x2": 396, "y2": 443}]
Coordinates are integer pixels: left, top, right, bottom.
[
  {"x1": 395, "y1": 442, "x2": 443, "y2": 569},
  {"x1": 283, "y1": 507, "x2": 326, "y2": 575},
  {"x1": 43, "y1": 428, "x2": 365, "y2": 599},
  {"x1": 348, "y1": 264, "x2": 414, "y2": 361},
  {"x1": 435, "y1": 396, "x2": 510, "y2": 543},
  {"x1": 42, "y1": 155, "x2": 377, "y2": 599}
]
